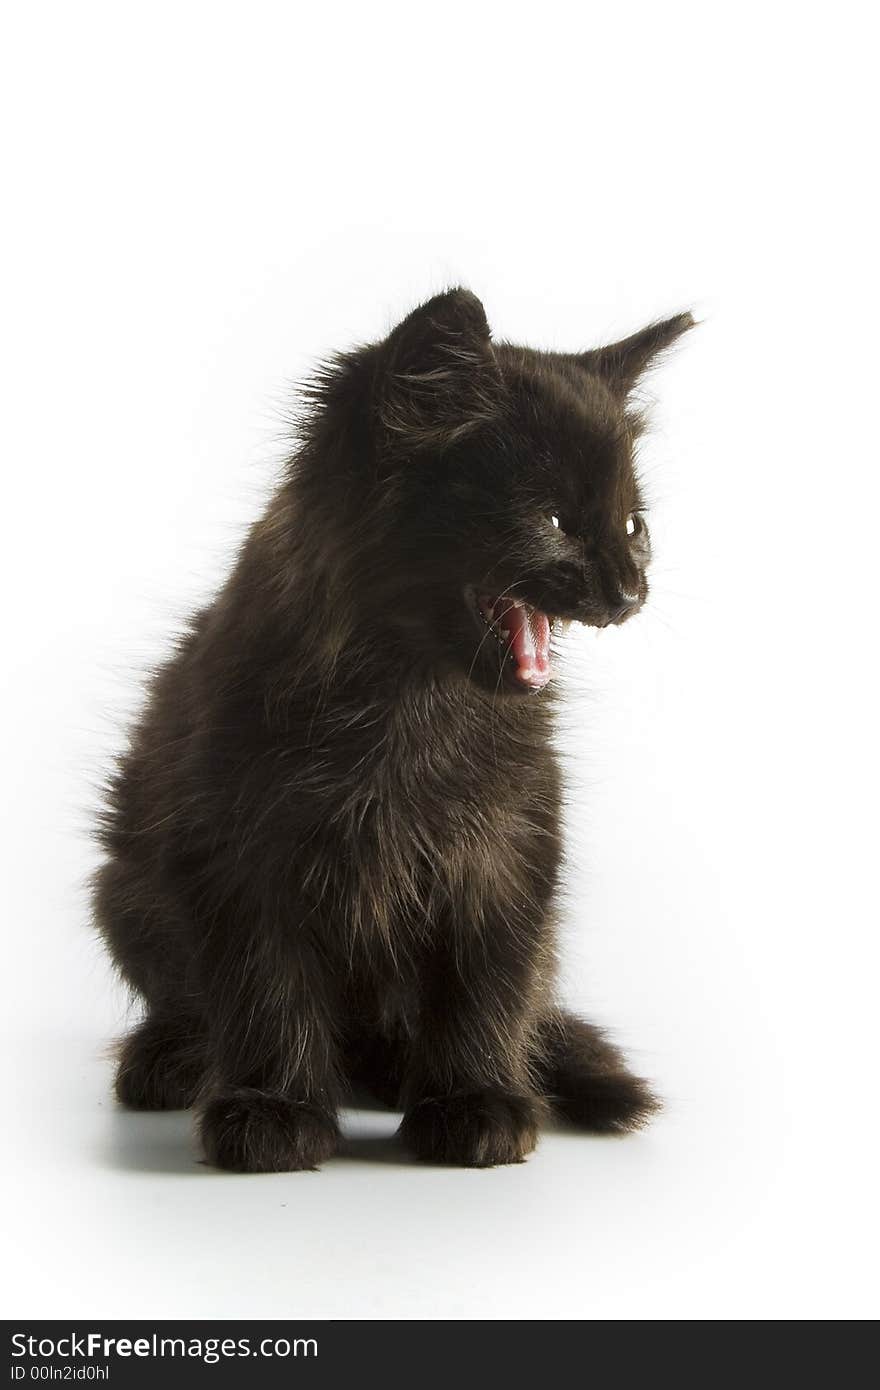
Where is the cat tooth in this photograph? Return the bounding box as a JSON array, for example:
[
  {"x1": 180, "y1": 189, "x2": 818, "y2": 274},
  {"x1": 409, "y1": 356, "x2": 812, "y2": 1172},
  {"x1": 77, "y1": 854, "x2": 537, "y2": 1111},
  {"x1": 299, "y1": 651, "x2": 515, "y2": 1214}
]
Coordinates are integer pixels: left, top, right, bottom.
[{"x1": 499, "y1": 627, "x2": 511, "y2": 640}]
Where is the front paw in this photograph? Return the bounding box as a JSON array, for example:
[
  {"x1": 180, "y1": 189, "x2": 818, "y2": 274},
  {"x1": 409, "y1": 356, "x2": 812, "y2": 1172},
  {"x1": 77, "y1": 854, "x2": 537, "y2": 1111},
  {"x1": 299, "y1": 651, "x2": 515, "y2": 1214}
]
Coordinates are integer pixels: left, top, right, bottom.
[
  {"x1": 400, "y1": 1091, "x2": 542, "y2": 1167},
  {"x1": 199, "y1": 1090, "x2": 339, "y2": 1172},
  {"x1": 114, "y1": 1016, "x2": 205, "y2": 1112}
]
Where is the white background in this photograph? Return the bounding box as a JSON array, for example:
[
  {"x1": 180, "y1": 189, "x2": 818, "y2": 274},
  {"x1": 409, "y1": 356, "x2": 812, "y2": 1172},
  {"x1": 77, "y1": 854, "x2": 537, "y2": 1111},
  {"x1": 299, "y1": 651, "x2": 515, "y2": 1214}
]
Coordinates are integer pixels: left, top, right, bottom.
[{"x1": 2, "y1": 1, "x2": 877, "y2": 1320}]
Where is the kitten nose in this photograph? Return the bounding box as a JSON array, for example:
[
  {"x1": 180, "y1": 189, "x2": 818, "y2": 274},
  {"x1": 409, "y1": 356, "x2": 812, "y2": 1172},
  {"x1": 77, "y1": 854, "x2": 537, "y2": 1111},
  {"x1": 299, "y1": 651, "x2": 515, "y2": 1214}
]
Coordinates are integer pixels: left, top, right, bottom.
[{"x1": 611, "y1": 590, "x2": 640, "y2": 621}]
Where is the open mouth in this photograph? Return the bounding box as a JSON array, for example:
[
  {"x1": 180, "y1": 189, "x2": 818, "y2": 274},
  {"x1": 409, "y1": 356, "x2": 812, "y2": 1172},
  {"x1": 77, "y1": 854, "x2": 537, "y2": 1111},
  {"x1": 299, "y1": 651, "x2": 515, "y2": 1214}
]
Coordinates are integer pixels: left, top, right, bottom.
[{"x1": 470, "y1": 591, "x2": 554, "y2": 691}]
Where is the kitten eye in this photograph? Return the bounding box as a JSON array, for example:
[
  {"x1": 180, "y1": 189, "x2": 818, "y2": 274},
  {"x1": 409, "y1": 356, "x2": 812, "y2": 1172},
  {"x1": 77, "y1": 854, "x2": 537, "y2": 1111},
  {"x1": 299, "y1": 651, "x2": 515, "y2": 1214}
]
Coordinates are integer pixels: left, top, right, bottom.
[
  {"x1": 550, "y1": 514, "x2": 561, "y2": 530},
  {"x1": 626, "y1": 513, "x2": 641, "y2": 537}
]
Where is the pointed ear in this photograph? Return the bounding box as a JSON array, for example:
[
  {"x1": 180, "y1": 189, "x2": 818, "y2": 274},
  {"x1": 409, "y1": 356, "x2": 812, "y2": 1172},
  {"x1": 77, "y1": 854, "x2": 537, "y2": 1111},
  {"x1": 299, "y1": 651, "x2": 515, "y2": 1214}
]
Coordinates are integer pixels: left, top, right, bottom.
[
  {"x1": 379, "y1": 288, "x2": 503, "y2": 451},
  {"x1": 578, "y1": 312, "x2": 695, "y2": 396}
]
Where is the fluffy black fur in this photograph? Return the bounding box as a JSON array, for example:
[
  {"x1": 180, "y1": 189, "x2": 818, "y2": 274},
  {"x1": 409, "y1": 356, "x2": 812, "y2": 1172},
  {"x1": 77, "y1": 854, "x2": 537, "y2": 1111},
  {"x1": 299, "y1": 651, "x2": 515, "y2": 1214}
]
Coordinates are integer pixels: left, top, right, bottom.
[{"x1": 95, "y1": 289, "x2": 692, "y2": 1171}]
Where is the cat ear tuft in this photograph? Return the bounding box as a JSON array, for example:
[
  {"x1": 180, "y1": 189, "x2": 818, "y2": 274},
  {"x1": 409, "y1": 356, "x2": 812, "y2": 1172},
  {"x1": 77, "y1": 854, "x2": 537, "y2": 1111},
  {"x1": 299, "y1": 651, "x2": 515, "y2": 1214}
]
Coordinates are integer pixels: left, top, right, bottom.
[
  {"x1": 379, "y1": 288, "x2": 503, "y2": 452},
  {"x1": 578, "y1": 312, "x2": 695, "y2": 396}
]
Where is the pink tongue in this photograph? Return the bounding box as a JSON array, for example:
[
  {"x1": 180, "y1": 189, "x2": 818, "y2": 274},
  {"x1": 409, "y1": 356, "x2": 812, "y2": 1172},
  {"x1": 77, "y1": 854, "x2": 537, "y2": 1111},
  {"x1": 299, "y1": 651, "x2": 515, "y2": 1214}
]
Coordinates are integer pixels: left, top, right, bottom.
[{"x1": 496, "y1": 599, "x2": 552, "y2": 688}]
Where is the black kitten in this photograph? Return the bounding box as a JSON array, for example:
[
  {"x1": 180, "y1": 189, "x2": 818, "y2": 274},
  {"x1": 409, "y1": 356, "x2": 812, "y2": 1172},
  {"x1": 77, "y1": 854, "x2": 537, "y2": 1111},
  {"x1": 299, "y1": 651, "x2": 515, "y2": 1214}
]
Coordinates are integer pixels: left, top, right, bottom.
[{"x1": 95, "y1": 289, "x2": 693, "y2": 1171}]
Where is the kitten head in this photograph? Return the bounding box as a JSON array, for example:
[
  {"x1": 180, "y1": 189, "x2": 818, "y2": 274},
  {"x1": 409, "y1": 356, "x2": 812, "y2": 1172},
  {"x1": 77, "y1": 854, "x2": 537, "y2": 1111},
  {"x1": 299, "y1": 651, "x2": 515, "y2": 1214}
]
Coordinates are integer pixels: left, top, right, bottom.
[{"x1": 305, "y1": 289, "x2": 693, "y2": 696}]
